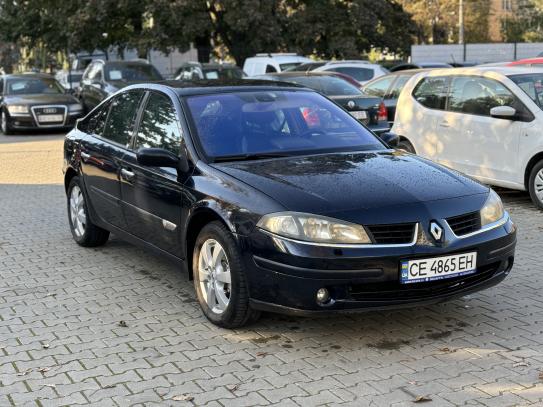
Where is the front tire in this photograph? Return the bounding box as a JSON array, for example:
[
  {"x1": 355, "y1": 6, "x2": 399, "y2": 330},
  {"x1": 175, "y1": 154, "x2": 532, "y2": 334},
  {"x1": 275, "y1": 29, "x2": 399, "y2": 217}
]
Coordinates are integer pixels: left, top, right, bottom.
[
  {"x1": 67, "y1": 177, "x2": 110, "y2": 246},
  {"x1": 193, "y1": 221, "x2": 260, "y2": 328},
  {"x1": 398, "y1": 138, "x2": 416, "y2": 153},
  {"x1": 1, "y1": 109, "x2": 12, "y2": 135},
  {"x1": 528, "y1": 160, "x2": 543, "y2": 210}
]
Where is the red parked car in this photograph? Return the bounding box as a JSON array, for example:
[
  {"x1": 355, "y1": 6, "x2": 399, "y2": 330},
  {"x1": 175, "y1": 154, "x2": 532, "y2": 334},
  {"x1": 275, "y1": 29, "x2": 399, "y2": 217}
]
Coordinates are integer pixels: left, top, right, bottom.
[{"x1": 507, "y1": 58, "x2": 543, "y2": 68}]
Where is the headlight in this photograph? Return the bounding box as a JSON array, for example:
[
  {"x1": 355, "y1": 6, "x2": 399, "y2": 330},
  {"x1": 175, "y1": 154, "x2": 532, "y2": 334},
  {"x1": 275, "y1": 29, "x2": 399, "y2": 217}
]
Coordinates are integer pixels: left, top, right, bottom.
[
  {"x1": 257, "y1": 212, "x2": 371, "y2": 244},
  {"x1": 7, "y1": 105, "x2": 29, "y2": 115},
  {"x1": 480, "y1": 189, "x2": 504, "y2": 226},
  {"x1": 68, "y1": 103, "x2": 83, "y2": 112}
]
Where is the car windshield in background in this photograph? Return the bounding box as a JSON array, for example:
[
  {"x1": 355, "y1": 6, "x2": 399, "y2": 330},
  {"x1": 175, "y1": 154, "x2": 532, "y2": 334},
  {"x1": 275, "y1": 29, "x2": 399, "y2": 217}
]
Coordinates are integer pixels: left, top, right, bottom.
[
  {"x1": 284, "y1": 75, "x2": 362, "y2": 96},
  {"x1": 279, "y1": 62, "x2": 303, "y2": 71},
  {"x1": 6, "y1": 78, "x2": 64, "y2": 95},
  {"x1": 104, "y1": 64, "x2": 163, "y2": 82},
  {"x1": 509, "y1": 73, "x2": 543, "y2": 108},
  {"x1": 186, "y1": 90, "x2": 383, "y2": 160},
  {"x1": 203, "y1": 68, "x2": 244, "y2": 80}
]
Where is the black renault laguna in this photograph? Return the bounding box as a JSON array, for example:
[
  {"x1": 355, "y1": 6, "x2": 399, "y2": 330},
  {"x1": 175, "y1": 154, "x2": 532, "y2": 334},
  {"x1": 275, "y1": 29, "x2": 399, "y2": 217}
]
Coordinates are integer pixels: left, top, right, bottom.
[{"x1": 63, "y1": 79, "x2": 516, "y2": 328}]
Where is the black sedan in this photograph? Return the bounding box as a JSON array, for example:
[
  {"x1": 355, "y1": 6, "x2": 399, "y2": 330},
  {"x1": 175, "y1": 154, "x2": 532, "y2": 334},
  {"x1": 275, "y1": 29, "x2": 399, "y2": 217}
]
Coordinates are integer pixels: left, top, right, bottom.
[
  {"x1": 64, "y1": 80, "x2": 516, "y2": 328},
  {"x1": 256, "y1": 71, "x2": 390, "y2": 135},
  {"x1": 1, "y1": 73, "x2": 84, "y2": 134}
]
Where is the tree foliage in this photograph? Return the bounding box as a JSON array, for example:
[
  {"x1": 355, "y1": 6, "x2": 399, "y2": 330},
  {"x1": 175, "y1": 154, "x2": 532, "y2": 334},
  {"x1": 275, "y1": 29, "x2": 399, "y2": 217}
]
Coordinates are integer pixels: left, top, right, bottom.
[{"x1": 0, "y1": 0, "x2": 417, "y2": 67}]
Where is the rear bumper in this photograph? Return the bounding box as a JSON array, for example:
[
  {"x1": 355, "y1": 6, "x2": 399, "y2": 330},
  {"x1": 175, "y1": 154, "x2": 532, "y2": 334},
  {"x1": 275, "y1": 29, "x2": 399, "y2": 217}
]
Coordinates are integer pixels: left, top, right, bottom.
[{"x1": 243, "y1": 216, "x2": 516, "y2": 315}]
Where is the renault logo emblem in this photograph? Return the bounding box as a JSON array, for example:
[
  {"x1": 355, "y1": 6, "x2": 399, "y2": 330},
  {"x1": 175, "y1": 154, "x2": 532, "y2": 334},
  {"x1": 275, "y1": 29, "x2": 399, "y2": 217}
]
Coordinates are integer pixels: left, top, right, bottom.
[{"x1": 429, "y1": 221, "x2": 443, "y2": 242}]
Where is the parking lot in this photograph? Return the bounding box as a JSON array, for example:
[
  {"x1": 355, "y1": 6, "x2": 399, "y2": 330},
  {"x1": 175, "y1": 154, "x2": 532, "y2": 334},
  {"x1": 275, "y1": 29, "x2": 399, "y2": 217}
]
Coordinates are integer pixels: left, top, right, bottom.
[{"x1": 1, "y1": 132, "x2": 542, "y2": 406}]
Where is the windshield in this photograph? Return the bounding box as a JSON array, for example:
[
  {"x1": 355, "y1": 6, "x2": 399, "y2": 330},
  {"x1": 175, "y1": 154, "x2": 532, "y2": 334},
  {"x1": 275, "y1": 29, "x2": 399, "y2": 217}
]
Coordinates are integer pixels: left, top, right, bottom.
[
  {"x1": 282, "y1": 76, "x2": 362, "y2": 96},
  {"x1": 6, "y1": 77, "x2": 64, "y2": 95},
  {"x1": 104, "y1": 64, "x2": 163, "y2": 82},
  {"x1": 203, "y1": 67, "x2": 244, "y2": 80},
  {"x1": 186, "y1": 90, "x2": 383, "y2": 160},
  {"x1": 279, "y1": 62, "x2": 303, "y2": 71},
  {"x1": 509, "y1": 73, "x2": 543, "y2": 108}
]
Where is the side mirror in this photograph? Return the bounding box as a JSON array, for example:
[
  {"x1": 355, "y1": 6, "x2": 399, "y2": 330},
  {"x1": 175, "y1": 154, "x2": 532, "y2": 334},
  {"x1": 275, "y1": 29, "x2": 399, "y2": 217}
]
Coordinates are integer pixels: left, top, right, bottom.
[
  {"x1": 136, "y1": 147, "x2": 190, "y2": 173},
  {"x1": 490, "y1": 106, "x2": 516, "y2": 120},
  {"x1": 379, "y1": 131, "x2": 400, "y2": 148}
]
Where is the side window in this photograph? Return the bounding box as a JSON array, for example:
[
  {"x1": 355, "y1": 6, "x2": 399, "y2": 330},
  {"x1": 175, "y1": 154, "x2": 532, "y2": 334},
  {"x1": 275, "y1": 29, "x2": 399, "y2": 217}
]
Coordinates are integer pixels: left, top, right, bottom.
[
  {"x1": 448, "y1": 76, "x2": 516, "y2": 116},
  {"x1": 388, "y1": 75, "x2": 411, "y2": 99},
  {"x1": 364, "y1": 76, "x2": 394, "y2": 98},
  {"x1": 265, "y1": 64, "x2": 277, "y2": 73},
  {"x1": 102, "y1": 90, "x2": 144, "y2": 146},
  {"x1": 329, "y1": 67, "x2": 373, "y2": 82},
  {"x1": 0, "y1": 78, "x2": 4, "y2": 94},
  {"x1": 412, "y1": 76, "x2": 449, "y2": 110},
  {"x1": 134, "y1": 92, "x2": 181, "y2": 154},
  {"x1": 84, "y1": 101, "x2": 111, "y2": 135}
]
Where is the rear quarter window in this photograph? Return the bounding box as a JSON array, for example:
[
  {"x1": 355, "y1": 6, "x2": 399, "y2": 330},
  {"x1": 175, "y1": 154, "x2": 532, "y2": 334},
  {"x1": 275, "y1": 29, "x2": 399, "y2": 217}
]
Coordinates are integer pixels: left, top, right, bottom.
[{"x1": 412, "y1": 76, "x2": 449, "y2": 110}]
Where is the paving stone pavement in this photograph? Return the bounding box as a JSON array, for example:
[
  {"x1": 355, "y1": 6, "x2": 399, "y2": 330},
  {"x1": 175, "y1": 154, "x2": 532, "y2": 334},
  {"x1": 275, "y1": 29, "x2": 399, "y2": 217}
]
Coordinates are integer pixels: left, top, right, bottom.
[{"x1": 0, "y1": 132, "x2": 542, "y2": 406}]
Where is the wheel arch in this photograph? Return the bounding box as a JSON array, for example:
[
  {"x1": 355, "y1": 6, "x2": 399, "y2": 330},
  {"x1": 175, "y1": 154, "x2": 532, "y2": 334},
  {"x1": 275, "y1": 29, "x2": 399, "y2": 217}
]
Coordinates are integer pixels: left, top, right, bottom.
[
  {"x1": 184, "y1": 206, "x2": 235, "y2": 280},
  {"x1": 64, "y1": 167, "x2": 79, "y2": 192},
  {"x1": 524, "y1": 152, "x2": 543, "y2": 190}
]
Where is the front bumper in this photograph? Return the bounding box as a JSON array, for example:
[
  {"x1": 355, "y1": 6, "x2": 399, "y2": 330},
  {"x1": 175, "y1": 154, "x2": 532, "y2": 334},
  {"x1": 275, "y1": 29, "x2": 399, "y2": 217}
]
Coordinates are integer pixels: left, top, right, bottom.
[
  {"x1": 8, "y1": 112, "x2": 82, "y2": 130},
  {"x1": 242, "y1": 215, "x2": 516, "y2": 315}
]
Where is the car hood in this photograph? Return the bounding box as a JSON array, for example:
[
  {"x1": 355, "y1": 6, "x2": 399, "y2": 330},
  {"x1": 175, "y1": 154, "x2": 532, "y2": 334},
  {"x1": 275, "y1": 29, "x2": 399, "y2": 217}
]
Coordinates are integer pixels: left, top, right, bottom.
[
  {"x1": 4, "y1": 93, "x2": 79, "y2": 105},
  {"x1": 212, "y1": 151, "x2": 488, "y2": 218}
]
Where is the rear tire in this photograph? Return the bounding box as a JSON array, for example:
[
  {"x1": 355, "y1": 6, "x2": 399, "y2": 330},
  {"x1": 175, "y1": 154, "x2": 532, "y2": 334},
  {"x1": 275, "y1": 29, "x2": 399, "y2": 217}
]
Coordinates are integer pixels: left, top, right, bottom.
[
  {"x1": 528, "y1": 160, "x2": 543, "y2": 210},
  {"x1": 67, "y1": 176, "x2": 110, "y2": 247},
  {"x1": 193, "y1": 221, "x2": 260, "y2": 328},
  {"x1": 398, "y1": 138, "x2": 416, "y2": 153}
]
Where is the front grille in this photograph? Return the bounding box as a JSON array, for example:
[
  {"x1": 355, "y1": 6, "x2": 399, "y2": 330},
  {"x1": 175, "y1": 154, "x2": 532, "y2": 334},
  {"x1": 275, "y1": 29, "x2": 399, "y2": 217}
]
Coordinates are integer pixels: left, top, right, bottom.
[
  {"x1": 348, "y1": 262, "x2": 500, "y2": 302},
  {"x1": 446, "y1": 212, "x2": 481, "y2": 236},
  {"x1": 366, "y1": 223, "x2": 416, "y2": 245}
]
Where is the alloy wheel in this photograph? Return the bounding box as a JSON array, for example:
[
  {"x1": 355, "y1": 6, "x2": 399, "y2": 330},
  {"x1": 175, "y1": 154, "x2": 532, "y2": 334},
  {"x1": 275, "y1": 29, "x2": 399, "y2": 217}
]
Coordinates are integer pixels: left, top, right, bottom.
[
  {"x1": 1, "y1": 112, "x2": 6, "y2": 134},
  {"x1": 198, "y1": 239, "x2": 231, "y2": 314},
  {"x1": 535, "y1": 169, "x2": 543, "y2": 204},
  {"x1": 69, "y1": 185, "x2": 87, "y2": 238}
]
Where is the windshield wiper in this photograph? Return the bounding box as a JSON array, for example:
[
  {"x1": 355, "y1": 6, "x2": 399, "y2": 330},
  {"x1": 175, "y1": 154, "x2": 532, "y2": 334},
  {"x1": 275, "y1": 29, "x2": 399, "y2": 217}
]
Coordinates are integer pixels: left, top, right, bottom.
[{"x1": 213, "y1": 152, "x2": 291, "y2": 162}]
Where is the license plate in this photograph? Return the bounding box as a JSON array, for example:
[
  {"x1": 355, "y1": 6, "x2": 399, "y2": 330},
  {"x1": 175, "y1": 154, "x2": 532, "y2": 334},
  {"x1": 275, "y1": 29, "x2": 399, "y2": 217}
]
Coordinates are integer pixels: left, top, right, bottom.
[
  {"x1": 350, "y1": 111, "x2": 367, "y2": 120},
  {"x1": 400, "y1": 252, "x2": 477, "y2": 284},
  {"x1": 38, "y1": 114, "x2": 63, "y2": 123}
]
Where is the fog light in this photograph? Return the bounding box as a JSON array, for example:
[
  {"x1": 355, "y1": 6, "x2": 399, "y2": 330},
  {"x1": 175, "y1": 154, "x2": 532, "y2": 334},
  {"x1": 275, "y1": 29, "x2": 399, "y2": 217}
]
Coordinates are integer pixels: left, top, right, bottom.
[{"x1": 316, "y1": 288, "x2": 330, "y2": 304}]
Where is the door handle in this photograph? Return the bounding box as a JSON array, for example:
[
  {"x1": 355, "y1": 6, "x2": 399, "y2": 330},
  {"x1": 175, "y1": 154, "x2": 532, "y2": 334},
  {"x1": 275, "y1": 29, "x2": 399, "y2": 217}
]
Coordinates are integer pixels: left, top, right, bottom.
[
  {"x1": 80, "y1": 151, "x2": 91, "y2": 160},
  {"x1": 121, "y1": 168, "x2": 135, "y2": 182},
  {"x1": 439, "y1": 121, "x2": 450, "y2": 128}
]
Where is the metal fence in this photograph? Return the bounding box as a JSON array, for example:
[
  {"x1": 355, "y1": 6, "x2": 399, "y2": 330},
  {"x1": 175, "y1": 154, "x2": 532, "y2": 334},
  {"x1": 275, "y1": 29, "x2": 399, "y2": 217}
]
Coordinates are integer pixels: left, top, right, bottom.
[{"x1": 411, "y1": 42, "x2": 543, "y2": 64}]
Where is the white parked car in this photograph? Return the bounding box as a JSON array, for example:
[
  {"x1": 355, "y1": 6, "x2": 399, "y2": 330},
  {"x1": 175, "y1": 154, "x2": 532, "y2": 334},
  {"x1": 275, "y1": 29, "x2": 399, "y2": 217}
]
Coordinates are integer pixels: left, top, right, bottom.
[
  {"x1": 391, "y1": 66, "x2": 543, "y2": 208},
  {"x1": 313, "y1": 61, "x2": 389, "y2": 85},
  {"x1": 243, "y1": 53, "x2": 312, "y2": 76}
]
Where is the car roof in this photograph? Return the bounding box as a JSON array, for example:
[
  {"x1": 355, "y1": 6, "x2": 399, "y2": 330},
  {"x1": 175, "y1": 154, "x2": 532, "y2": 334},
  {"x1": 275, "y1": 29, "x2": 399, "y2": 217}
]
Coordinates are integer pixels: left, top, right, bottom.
[
  {"x1": 150, "y1": 78, "x2": 308, "y2": 96},
  {"x1": 421, "y1": 66, "x2": 543, "y2": 76},
  {"x1": 258, "y1": 71, "x2": 342, "y2": 78},
  {"x1": 509, "y1": 57, "x2": 543, "y2": 65}
]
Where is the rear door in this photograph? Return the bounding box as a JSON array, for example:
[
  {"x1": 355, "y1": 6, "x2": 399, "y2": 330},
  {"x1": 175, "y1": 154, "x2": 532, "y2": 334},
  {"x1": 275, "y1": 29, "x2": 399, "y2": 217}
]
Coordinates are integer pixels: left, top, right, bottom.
[
  {"x1": 79, "y1": 89, "x2": 144, "y2": 230},
  {"x1": 443, "y1": 76, "x2": 524, "y2": 182},
  {"x1": 410, "y1": 75, "x2": 451, "y2": 159},
  {"x1": 119, "y1": 90, "x2": 185, "y2": 256}
]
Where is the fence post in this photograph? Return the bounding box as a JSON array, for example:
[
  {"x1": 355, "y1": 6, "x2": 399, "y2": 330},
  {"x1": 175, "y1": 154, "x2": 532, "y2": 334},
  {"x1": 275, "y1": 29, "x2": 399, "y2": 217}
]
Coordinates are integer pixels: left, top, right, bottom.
[{"x1": 513, "y1": 42, "x2": 517, "y2": 60}]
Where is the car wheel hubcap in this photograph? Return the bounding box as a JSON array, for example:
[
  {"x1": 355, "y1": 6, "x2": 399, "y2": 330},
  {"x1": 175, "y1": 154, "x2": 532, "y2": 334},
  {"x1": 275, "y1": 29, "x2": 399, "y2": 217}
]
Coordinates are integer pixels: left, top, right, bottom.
[
  {"x1": 535, "y1": 169, "x2": 543, "y2": 203},
  {"x1": 69, "y1": 186, "x2": 87, "y2": 238},
  {"x1": 1, "y1": 113, "x2": 6, "y2": 133},
  {"x1": 198, "y1": 239, "x2": 231, "y2": 314}
]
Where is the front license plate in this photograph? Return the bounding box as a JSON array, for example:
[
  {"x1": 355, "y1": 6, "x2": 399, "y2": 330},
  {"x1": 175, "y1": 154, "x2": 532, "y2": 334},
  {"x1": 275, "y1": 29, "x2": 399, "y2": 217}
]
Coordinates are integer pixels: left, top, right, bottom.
[
  {"x1": 400, "y1": 252, "x2": 477, "y2": 284},
  {"x1": 38, "y1": 114, "x2": 63, "y2": 123},
  {"x1": 350, "y1": 110, "x2": 367, "y2": 120}
]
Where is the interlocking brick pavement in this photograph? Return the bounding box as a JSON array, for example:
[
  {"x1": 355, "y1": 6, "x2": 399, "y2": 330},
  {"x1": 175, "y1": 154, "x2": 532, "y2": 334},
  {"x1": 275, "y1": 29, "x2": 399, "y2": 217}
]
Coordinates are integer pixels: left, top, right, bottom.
[{"x1": 1, "y1": 132, "x2": 542, "y2": 406}]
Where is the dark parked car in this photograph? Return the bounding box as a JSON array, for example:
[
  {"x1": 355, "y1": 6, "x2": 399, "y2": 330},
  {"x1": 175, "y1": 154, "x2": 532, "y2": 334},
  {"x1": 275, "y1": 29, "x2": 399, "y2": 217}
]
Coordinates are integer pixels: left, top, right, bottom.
[
  {"x1": 256, "y1": 72, "x2": 390, "y2": 134},
  {"x1": 362, "y1": 69, "x2": 428, "y2": 126},
  {"x1": 79, "y1": 59, "x2": 163, "y2": 112},
  {"x1": 0, "y1": 73, "x2": 84, "y2": 134},
  {"x1": 64, "y1": 80, "x2": 516, "y2": 328},
  {"x1": 174, "y1": 62, "x2": 245, "y2": 81},
  {"x1": 390, "y1": 62, "x2": 452, "y2": 72}
]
